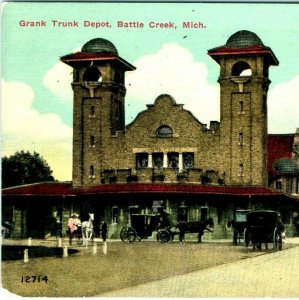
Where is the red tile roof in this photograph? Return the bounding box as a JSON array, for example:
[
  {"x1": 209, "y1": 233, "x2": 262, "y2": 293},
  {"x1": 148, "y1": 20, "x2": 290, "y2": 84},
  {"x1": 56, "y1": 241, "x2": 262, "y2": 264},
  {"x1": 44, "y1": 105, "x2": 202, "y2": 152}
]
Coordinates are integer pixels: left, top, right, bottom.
[
  {"x1": 2, "y1": 182, "x2": 282, "y2": 197},
  {"x1": 2, "y1": 182, "x2": 75, "y2": 196},
  {"x1": 208, "y1": 45, "x2": 279, "y2": 65},
  {"x1": 61, "y1": 51, "x2": 116, "y2": 61},
  {"x1": 267, "y1": 134, "x2": 295, "y2": 175},
  {"x1": 60, "y1": 52, "x2": 135, "y2": 70}
]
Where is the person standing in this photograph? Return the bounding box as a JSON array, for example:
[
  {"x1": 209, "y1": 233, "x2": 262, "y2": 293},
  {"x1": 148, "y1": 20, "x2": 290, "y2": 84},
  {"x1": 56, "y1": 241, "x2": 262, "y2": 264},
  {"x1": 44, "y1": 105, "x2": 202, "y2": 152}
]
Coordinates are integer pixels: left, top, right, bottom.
[
  {"x1": 53, "y1": 211, "x2": 62, "y2": 239},
  {"x1": 67, "y1": 214, "x2": 81, "y2": 245},
  {"x1": 100, "y1": 220, "x2": 107, "y2": 242}
]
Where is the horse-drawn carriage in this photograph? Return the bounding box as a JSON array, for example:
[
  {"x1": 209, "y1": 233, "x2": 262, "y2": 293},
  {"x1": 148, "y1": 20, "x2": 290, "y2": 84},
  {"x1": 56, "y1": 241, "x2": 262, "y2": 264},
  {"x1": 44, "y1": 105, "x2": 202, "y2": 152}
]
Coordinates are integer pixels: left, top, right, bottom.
[
  {"x1": 120, "y1": 211, "x2": 214, "y2": 243},
  {"x1": 243, "y1": 210, "x2": 284, "y2": 251},
  {"x1": 120, "y1": 213, "x2": 161, "y2": 243},
  {"x1": 228, "y1": 209, "x2": 252, "y2": 245},
  {"x1": 157, "y1": 219, "x2": 214, "y2": 243}
]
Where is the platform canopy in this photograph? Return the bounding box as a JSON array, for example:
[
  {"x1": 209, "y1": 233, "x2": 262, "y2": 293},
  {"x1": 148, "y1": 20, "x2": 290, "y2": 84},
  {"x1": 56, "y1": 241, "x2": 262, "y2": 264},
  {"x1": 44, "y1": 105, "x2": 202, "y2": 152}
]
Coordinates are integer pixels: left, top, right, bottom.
[{"x1": 2, "y1": 182, "x2": 296, "y2": 200}]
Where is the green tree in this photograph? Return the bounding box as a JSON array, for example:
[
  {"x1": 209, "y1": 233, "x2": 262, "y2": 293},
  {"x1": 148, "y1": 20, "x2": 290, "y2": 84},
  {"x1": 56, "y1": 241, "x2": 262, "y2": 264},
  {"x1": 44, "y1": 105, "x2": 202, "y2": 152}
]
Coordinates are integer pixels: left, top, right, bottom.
[{"x1": 2, "y1": 151, "x2": 55, "y2": 188}]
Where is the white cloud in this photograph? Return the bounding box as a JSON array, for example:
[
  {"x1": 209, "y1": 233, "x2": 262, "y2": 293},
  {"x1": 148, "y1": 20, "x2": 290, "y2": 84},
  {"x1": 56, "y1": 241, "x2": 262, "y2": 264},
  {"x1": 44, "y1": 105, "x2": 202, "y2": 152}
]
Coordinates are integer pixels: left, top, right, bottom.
[
  {"x1": 1, "y1": 80, "x2": 72, "y2": 181},
  {"x1": 268, "y1": 75, "x2": 299, "y2": 133},
  {"x1": 126, "y1": 44, "x2": 298, "y2": 134},
  {"x1": 43, "y1": 63, "x2": 73, "y2": 102},
  {"x1": 125, "y1": 43, "x2": 220, "y2": 126}
]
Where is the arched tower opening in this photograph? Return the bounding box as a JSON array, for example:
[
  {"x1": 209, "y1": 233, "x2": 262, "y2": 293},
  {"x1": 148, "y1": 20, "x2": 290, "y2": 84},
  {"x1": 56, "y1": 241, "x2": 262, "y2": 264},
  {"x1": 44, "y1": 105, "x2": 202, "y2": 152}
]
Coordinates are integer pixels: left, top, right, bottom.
[
  {"x1": 232, "y1": 61, "x2": 252, "y2": 76},
  {"x1": 83, "y1": 67, "x2": 102, "y2": 82}
]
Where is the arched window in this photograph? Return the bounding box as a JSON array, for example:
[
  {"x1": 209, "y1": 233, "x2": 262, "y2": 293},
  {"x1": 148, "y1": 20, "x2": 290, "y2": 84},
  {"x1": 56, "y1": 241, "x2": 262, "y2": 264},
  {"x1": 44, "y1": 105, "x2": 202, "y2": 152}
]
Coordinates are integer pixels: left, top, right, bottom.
[
  {"x1": 156, "y1": 125, "x2": 173, "y2": 138},
  {"x1": 232, "y1": 61, "x2": 252, "y2": 76}
]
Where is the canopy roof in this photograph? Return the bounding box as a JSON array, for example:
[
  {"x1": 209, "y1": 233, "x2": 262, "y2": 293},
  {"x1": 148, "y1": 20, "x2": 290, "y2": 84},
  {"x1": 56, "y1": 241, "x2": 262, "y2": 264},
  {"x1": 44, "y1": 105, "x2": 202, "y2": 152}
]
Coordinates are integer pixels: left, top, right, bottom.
[{"x1": 1, "y1": 182, "x2": 290, "y2": 198}]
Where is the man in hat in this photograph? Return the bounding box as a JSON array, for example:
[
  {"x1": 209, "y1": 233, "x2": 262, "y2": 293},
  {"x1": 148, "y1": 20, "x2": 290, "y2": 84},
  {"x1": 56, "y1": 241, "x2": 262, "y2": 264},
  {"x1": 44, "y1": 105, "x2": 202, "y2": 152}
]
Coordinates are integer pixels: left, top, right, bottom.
[{"x1": 99, "y1": 219, "x2": 108, "y2": 242}]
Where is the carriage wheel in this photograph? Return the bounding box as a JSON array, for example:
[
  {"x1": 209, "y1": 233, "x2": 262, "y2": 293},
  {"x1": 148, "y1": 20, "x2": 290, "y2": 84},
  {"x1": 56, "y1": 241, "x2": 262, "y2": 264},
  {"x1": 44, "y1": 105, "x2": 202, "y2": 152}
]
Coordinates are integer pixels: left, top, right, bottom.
[
  {"x1": 273, "y1": 227, "x2": 282, "y2": 251},
  {"x1": 120, "y1": 227, "x2": 137, "y2": 243},
  {"x1": 243, "y1": 228, "x2": 249, "y2": 248},
  {"x1": 157, "y1": 229, "x2": 171, "y2": 243}
]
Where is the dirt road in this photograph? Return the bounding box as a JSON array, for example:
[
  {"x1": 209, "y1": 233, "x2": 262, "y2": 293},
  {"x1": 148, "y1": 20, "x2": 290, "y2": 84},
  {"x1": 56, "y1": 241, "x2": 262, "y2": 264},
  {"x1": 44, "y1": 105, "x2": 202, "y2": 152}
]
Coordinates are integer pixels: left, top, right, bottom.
[{"x1": 1, "y1": 239, "x2": 297, "y2": 297}]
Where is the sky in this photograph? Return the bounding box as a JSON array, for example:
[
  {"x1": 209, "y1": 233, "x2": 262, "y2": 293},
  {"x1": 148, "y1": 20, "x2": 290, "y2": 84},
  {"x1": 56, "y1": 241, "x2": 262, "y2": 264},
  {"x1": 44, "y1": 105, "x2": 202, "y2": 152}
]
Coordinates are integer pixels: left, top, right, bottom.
[{"x1": 1, "y1": 2, "x2": 299, "y2": 181}]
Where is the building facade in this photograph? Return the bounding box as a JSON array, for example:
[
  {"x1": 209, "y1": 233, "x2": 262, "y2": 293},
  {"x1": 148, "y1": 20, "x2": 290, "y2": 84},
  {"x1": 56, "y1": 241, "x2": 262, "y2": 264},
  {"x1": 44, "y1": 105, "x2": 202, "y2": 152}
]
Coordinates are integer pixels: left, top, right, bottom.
[
  {"x1": 2, "y1": 31, "x2": 299, "y2": 239},
  {"x1": 268, "y1": 131, "x2": 299, "y2": 195},
  {"x1": 61, "y1": 30, "x2": 278, "y2": 188}
]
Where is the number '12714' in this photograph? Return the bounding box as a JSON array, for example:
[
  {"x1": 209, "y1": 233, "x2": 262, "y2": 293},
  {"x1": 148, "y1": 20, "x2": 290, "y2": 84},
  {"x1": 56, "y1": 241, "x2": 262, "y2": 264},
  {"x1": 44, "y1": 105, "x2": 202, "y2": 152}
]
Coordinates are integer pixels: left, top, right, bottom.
[{"x1": 21, "y1": 275, "x2": 48, "y2": 283}]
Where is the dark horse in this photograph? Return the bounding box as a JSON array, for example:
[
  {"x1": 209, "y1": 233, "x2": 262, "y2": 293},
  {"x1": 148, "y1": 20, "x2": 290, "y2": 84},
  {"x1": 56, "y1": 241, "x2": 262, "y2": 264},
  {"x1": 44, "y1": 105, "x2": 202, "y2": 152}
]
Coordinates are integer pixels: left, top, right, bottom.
[{"x1": 176, "y1": 218, "x2": 214, "y2": 243}]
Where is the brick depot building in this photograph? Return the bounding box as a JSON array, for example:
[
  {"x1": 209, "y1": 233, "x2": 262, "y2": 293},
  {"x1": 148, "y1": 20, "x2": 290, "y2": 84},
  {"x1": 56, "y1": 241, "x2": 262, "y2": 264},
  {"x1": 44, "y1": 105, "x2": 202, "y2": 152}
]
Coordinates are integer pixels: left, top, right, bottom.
[{"x1": 2, "y1": 30, "x2": 299, "y2": 239}]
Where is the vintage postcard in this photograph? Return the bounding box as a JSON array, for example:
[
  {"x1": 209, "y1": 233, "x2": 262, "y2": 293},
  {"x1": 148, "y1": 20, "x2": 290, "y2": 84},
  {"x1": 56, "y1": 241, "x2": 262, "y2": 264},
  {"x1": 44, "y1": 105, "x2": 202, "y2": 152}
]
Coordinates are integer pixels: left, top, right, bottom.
[{"x1": 1, "y1": 1, "x2": 299, "y2": 298}]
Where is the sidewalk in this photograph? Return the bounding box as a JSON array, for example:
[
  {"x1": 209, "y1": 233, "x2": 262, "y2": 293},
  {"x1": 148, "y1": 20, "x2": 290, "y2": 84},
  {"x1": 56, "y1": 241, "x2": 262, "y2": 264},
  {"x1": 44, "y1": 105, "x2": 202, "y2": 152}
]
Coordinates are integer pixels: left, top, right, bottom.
[{"x1": 98, "y1": 240, "x2": 299, "y2": 298}]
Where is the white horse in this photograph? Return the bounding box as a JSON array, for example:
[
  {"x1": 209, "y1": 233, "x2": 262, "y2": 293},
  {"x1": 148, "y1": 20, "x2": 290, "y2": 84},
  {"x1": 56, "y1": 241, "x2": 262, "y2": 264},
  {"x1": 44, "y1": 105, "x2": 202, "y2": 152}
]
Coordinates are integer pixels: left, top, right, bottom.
[{"x1": 82, "y1": 213, "x2": 94, "y2": 241}]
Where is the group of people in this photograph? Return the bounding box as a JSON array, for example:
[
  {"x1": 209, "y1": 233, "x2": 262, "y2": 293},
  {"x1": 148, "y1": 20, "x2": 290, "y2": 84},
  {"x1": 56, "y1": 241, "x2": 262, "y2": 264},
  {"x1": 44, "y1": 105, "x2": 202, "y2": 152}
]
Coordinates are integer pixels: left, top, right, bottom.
[{"x1": 67, "y1": 214, "x2": 107, "y2": 242}]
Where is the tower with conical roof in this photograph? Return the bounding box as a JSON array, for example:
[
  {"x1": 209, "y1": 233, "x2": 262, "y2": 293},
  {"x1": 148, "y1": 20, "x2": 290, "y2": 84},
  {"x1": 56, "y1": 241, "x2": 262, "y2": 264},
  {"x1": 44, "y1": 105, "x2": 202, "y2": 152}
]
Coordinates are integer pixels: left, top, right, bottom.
[
  {"x1": 208, "y1": 30, "x2": 278, "y2": 186},
  {"x1": 61, "y1": 38, "x2": 135, "y2": 187},
  {"x1": 209, "y1": 30, "x2": 279, "y2": 186}
]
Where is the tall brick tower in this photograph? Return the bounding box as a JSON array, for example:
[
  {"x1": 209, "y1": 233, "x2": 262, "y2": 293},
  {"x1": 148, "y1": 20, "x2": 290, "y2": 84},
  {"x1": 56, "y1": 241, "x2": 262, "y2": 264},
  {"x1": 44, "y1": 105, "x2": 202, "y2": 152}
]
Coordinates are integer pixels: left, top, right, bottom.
[
  {"x1": 61, "y1": 38, "x2": 135, "y2": 187},
  {"x1": 208, "y1": 30, "x2": 279, "y2": 186}
]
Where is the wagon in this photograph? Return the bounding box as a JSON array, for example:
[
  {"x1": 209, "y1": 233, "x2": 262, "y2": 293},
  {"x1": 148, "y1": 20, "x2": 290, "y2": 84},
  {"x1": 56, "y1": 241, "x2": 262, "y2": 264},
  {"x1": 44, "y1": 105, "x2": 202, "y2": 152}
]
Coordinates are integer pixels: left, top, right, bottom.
[
  {"x1": 243, "y1": 210, "x2": 284, "y2": 251},
  {"x1": 120, "y1": 212, "x2": 214, "y2": 243},
  {"x1": 120, "y1": 214, "x2": 164, "y2": 243}
]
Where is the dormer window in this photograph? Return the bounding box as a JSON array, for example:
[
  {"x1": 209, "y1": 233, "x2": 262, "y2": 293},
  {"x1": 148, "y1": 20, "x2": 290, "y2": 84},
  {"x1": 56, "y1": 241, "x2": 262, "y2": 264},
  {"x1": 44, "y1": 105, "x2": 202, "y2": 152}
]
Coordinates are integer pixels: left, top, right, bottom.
[{"x1": 156, "y1": 125, "x2": 173, "y2": 138}]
